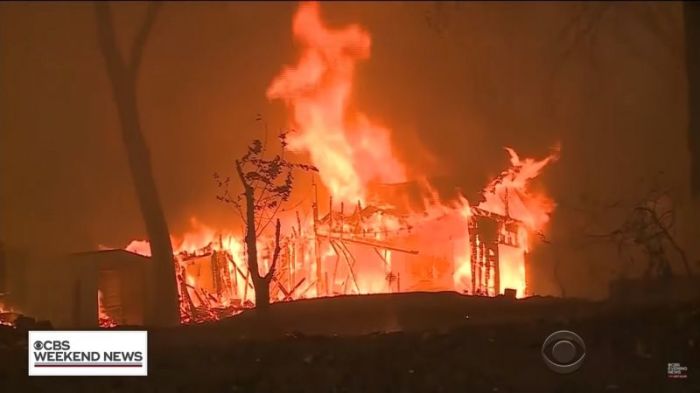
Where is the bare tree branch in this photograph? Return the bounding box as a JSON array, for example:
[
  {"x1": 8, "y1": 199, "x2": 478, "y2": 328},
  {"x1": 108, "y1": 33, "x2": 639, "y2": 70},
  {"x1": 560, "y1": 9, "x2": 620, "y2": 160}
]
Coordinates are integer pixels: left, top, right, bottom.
[
  {"x1": 584, "y1": 186, "x2": 693, "y2": 278},
  {"x1": 263, "y1": 219, "x2": 282, "y2": 282},
  {"x1": 94, "y1": 3, "x2": 126, "y2": 79},
  {"x1": 558, "y1": 2, "x2": 611, "y2": 62},
  {"x1": 130, "y1": 2, "x2": 162, "y2": 74},
  {"x1": 635, "y1": 205, "x2": 692, "y2": 276},
  {"x1": 234, "y1": 159, "x2": 250, "y2": 193}
]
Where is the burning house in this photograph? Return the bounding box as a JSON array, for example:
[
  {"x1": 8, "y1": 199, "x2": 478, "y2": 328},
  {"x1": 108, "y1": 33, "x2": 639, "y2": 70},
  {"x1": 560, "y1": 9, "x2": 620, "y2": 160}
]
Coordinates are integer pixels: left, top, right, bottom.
[
  {"x1": 156, "y1": 153, "x2": 554, "y2": 327},
  {"x1": 296, "y1": 179, "x2": 534, "y2": 299},
  {"x1": 106, "y1": 2, "x2": 559, "y2": 326}
]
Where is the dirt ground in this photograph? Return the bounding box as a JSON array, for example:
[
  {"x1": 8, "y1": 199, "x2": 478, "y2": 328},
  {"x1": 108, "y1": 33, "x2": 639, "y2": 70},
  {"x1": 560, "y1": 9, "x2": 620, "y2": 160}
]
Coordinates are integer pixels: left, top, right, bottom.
[{"x1": 1, "y1": 292, "x2": 699, "y2": 393}]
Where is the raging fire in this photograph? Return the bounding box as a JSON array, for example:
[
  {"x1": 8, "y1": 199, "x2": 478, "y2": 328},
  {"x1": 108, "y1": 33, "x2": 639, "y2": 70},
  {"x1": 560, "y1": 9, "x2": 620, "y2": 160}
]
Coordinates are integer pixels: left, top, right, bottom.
[
  {"x1": 103, "y1": 2, "x2": 559, "y2": 326},
  {"x1": 266, "y1": 1, "x2": 406, "y2": 205}
]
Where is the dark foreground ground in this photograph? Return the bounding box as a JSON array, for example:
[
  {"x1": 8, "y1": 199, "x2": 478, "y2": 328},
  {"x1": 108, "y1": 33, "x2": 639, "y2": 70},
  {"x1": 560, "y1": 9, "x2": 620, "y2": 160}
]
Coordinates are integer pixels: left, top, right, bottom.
[{"x1": 1, "y1": 292, "x2": 699, "y2": 393}]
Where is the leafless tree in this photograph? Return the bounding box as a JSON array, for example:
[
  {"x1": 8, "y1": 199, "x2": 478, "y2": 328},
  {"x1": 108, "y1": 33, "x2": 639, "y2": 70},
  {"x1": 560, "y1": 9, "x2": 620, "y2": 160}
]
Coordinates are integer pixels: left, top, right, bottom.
[
  {"x1": 685, "y1": 3, "x2": 700, "y2": 199},
  {"x1": 215, "y1": 131, "x2": 317, "y2": 308},
  {"x1": 425, "y1": 3, "x2": 695, "y2": 192},
  {"x1": 529, "y1": 232, "x2": 569, "y2": 298},
  {"x1": 558, "y1": 3, "x2": 697, "y2": 199},
  {"x1": 0, "y1": 240, "x2": 6, "y2": 296},
  {"x1": 94, "y1": 2, "x2": 179, "y2": 326},
  {"x1": 558, "y1": 2, "x2": 700, "y2": 274},
  {"x1": 584, "y1": 182, "x2": 693, "y2": 279}
]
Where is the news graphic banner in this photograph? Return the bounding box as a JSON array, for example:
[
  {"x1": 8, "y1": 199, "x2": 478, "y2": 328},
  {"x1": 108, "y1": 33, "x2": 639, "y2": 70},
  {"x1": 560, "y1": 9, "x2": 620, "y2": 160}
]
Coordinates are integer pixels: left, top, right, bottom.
[{"x1": 28, "y1": 331, "x2": 148, "y2": 376}]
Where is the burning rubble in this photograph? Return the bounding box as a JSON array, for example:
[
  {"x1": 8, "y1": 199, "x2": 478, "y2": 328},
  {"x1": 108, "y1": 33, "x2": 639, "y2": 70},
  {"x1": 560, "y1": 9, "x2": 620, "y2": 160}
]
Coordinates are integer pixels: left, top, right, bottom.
[
  {"x1": 0, "y1": 301, "x2": 19, "y2": 327},
  {"x1": 98, "y1": 290, "x2": 117, "y2": 328},
  {"x1": 100, "y1": 2, "x2": 559, "y2": 327}
]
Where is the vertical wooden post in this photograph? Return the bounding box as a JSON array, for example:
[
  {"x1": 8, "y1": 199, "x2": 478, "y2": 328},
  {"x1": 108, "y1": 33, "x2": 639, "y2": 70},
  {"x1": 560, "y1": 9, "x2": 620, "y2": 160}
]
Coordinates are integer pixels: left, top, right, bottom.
[
  {"x1": 340, "y1": 202, "x2": 344, "y2": 238},
  {"x1": 329, "y1": 196, "x2": 333, "y2": 231},
  {"x1": 522, "y1": 251, "x2": 529, "y2": 297},
  {"x1": 470, "y1": 230, "x2": 478, "y2": 295},
  {"x1": 493, "y1": 241, "x2": 500, "y2": 296},
  {"x1": 312, "y1": 176, "x2": 323, "y2": 296},
  {"x1": 504, "y1": 187, "x2": 510, "y2": 218}
]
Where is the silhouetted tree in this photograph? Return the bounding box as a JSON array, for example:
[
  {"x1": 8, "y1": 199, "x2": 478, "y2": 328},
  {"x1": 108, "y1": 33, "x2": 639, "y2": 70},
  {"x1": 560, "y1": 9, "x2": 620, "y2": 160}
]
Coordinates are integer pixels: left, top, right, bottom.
[
  {"x1": 0, "y1": 240, "x2": 6, "y2": 295},
  {"x1": 557, "y1": 2, "x2": 700, "y2": 271},
  {"x1": 685, "y1": 3, "x2": 700, "y2": 198},
  {"x1": 585, "y1": 182, "x2": 692, "y2": 278},
  {"x1": 94, "y1": 2, "x2": 179, "y2": 326},
  {"x1": 558, "y1": 3, "x2": 699, "y2": 196},
  {"x1": 215, "y1": 132, "x2": 317, "y2": 308}
]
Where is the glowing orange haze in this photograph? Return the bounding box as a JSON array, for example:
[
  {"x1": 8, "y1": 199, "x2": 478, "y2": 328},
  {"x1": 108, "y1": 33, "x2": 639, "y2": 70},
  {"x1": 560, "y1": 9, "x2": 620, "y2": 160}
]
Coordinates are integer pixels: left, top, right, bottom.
[{"x1": 117, "y1": 2, "x2": 559, "y2": 325}]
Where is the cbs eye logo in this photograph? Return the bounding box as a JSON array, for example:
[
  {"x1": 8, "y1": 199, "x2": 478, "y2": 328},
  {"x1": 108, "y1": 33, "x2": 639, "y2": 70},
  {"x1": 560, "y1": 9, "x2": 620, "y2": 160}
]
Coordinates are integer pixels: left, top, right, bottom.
[
  {"x1": 32, "y1": 340, "x2": 70, "y2": 351},
  {"x1": 541, "y1": 330, "x2": 586, "y2": 374}
]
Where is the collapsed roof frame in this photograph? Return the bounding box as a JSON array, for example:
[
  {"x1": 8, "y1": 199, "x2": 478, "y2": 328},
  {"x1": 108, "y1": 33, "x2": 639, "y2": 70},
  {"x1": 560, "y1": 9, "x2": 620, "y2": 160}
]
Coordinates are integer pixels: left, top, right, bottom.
[{"x1": 176, "y1": 190, "x2": 528, "y2": 319}]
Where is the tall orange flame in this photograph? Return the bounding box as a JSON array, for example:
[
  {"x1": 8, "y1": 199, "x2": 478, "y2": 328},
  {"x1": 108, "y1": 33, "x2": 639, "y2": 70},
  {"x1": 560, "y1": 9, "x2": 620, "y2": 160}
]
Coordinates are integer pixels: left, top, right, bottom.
[
  {"x1": 267, "y1": 2, "x2": 406, "y2": 205},
  {"x1": 479, "y1": 146, "x2": 560, "y2": 235}
]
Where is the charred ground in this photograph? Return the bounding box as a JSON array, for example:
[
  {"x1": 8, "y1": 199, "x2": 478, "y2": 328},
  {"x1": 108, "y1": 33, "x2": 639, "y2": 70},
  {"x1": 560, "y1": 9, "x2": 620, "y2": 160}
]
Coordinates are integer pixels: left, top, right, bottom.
[{"x1": 1, "y1": 292, "x2": 699, "y2": 393}]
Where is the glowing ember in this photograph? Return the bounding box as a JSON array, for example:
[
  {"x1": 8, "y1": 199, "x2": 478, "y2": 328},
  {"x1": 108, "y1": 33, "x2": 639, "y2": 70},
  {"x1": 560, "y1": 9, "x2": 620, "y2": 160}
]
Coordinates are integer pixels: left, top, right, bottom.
[
  {"x1": 97, "y1": 290, "x2": 116, "y2": 328},
  {"x1": 0, "y1": 301, "x2": 20, "y2": 327},
  {"x1": 113, "y1": 2, "x2": 559, "y2": 325}
]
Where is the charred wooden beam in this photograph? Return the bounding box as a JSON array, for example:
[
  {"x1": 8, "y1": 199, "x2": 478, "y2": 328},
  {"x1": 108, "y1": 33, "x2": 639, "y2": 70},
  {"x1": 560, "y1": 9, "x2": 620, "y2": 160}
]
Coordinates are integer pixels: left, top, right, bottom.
[
  {"x1": 373, "y1": 247, "x2": 391, "y2": 270},
  {"x1": 311, "y1": 176, "x2": 324, "y2": 296},
  {"x1": 470, "y1": 206, "x2": 523, "y2": 225},
  {"x1": 316, "y1": 233, "x2": 419, "y2": 255},
  {"x1": 332, "y1": 239, "x2": 361, "y2": 295},
  {"x1": 273, "y1": 277, "x2": 307, "y2": 301}
]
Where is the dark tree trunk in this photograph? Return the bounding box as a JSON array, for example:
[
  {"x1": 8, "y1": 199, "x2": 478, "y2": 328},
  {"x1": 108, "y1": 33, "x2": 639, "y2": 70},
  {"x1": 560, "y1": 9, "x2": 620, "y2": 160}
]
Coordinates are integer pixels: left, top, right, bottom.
[
  {"x1": 246, "y1": 179, "x2": 271, "y2": 309},
  {"x1": 235, "y1": 160, "x2": 283, "y2": 309},
  {"x1": 685, "y1": 2, "x2": 700, "y2": 198},
  {"x1": 95, "y1": 3, "x2": 180, "y2": 326},
  {"x1": 252, "y1": 277, "x2": 271, "y2": 308},
  {"x1": 0, "y1": 241, "x2": 6, "y2": 294},
  {"x1": 237, "y1": 160, "x2": 271, "y2": 309}
]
